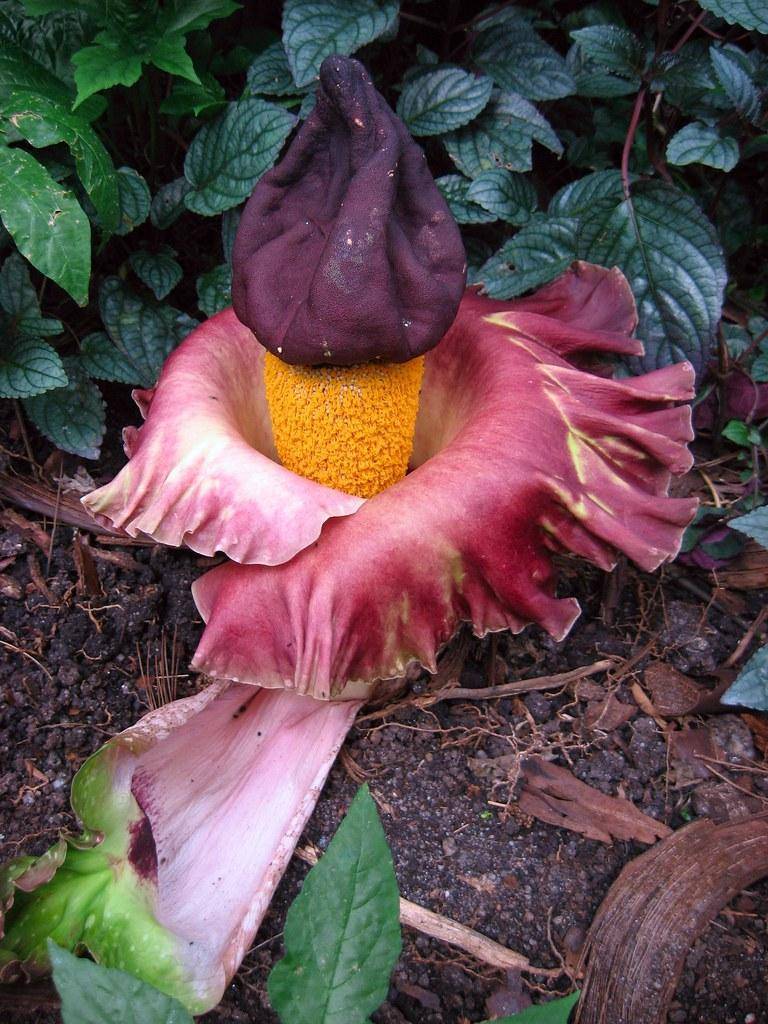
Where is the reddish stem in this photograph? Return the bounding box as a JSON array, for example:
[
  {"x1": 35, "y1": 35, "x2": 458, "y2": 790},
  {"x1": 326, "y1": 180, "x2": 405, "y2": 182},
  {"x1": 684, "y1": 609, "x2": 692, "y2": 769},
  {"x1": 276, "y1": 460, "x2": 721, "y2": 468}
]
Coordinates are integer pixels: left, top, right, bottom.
[{"x1": 621, "y1": 87, "x2": 647, "y2": 202}]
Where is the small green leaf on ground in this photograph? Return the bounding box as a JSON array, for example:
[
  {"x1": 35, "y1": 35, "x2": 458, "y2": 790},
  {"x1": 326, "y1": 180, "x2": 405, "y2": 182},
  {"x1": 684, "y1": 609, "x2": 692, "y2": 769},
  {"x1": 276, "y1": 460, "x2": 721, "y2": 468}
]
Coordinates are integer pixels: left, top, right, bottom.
[
  {"x1": 696, "y1": 0, "x2": 768, "y2": 34},
  {"x1": 23, "y1": 357, "x2": 104, "y2": 459},
  {"x1": 0, "y1": 146, "x2": 90, "y2": 305},
  {"x1": 479, "y1": 991, "x2": 579, "y2": 1024},
  {"x1": 397, "y1": 66, "x2": 493, "y2": 136},
  {"x1": 666, "y1": 122, "x2": 739, "y2": 171},
  {"x1": 49, "y1": 942, "x2": 193, "y2": 1024},
  {"x1": 184, "y1": 98, "x2": 296, "y2": 216},
  {"x1": 729, "y1": 506, "x2": 768, "y2": 548},
  {"x1": 115, "y1": 167, "x2": 151, "y2": 236},
  {"x1": 129, "y1": 249, "x2": 183, "y2": 301},
  {"x1": 723, "y1": 644, "x2": 768, "y2": 711},
  {"x1": 268, "y1": 784, "x2": 401, "y2": 1024},
  {"x1": 197, "y1": 264, "x2": 232, "y2": 317},
  {"x1": 282, "y1": 0, "x2": 399, "y2": 89}
]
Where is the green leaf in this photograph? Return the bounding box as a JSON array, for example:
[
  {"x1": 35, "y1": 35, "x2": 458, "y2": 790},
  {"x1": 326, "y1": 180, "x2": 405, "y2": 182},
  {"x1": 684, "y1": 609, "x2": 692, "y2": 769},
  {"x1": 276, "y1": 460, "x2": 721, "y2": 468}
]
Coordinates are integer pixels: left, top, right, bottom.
[
  {"x1": 0, "y1": 5, "x2": 91, "y2": 90},
  {"x1": 184, "y1": 98, "x2": 296, "y2": 216},
  {"x1": 129, "y1": 249, "x2": 183, "y2": 300},
  {"x1": 99, "y1": 277, "x2": 198, "y2": 387},
  {"x1": 729, "y1": 506, "x2": 768, "y2": 548},
  {"x1": 696, "y1": 0, "x2": 768, "y2": 34},
  {"x1": 72, "y1": 36, "x2": 143, "y2": 108},
  {"x1": 196, "y1": 263, "x2": 231, "y2": 317},
  {"x1": 466, "y1": 168, "x2": 537, "y2": 224},
  {"x1": 396, "y1": 66, "x2": 492, "y2": 137},
  {"x1": 0, "y1": 146, "x2": 90, "y2": 305},
  {"x1": 150, "y1": 177, "x2": 191, "y2": 229},
  {"x1": 0, "y1": 337, "x2": 67, "y2": 398},
  {"x1": 282, "y1": 0, "x2": 399, "y2": 89},
  {"x1": 0, "y1": 82, "x2": 119, "y2": 233},
  {"x1": 721, "y1": 419, "x2": 752, "y2": 446},
  {"x1": 666, "y1": 121, "x2": 739, "y2": 171},
  {"x1": 566, "y1": 43, "x2": 639, "y2": 98},
  {"x1": 710, "y1": 46, "x2": 762, "y2": 123},
  {"x1": 221, "y1": 207, "x2": 241, "y2": 265},
  {"x1": 49, "y1": 943, "x2": 193, "y2": 1024},
  {"x1": 444, "y1": 91, "x2": 562, "y2": 177},
  {"x1": 115, "y1": 166, "x2": 151, "y2": 235},
  {"x1": 159, "y1": 72, "x2": 226, "y2": 117},
  {"x1": 80, "y1": 330, "x2": 137, "y2": 384},
  {"x1": 570, "y1": 26, "x2": 646, "y2": 78},
  {"x1": 435, "y1": 175, "x2": 497, "y2": 224},
  {"x1": 246, "y1": 41, "x2": 298, "y2": 96},
  {"x1": 479, "y1": 991, "x2": 579, "y2": 1024},
  {"x1": 723, "y1": 644, "x2": 768, "y2": 711},
  {"x1": 268, "y1": 785, "x2": 401, "y2": 1024},
  {"x1": 473, "y1": 229, "x2": 572, "y2": 299},
  {"x1": 473, "y1": 21, "x2": 575, "y2": 101},
  {"x1": 23, "y1": 356, "x2": 105, "y2": 459},
  {"x1": 160, "y1": 0, "x2": 241, "y2": 35},
  {"x1": 147, "y1": 34, "x2": 199, "y2": 83},
  {"x1": 0, "y1": 250, "x2": 40, "y2": 318}
]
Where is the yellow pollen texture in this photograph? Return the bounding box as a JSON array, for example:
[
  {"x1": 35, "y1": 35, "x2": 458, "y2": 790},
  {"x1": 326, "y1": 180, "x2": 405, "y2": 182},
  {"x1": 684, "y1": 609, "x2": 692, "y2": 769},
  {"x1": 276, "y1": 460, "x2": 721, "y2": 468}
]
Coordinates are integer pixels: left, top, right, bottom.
[{"x1": 264, "y1": 353, "x2": 425, "y2": 498}]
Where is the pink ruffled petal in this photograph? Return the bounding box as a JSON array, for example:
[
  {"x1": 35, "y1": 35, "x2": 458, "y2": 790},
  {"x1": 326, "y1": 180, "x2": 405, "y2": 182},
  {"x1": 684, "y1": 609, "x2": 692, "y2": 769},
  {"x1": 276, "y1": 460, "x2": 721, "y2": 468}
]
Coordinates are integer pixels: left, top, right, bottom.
[
  {"x1": 192, "y1": 265, "x2": 697, "y2": 699},
  {"x1": 82, "y1": 308, "x2": 363, "y2": 565}
]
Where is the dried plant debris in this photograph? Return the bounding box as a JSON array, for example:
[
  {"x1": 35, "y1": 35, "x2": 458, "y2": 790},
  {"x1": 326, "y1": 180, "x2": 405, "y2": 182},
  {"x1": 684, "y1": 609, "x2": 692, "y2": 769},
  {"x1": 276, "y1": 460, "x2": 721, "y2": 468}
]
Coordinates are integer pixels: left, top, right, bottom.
[
  {"x1": 642, "y1": 661, "x2": 704, "y2": 717},
  {"x1": 575, "y1": 815, "x2": 768, "y2": 1024},
  {"x1": 517, "y1": 756, "x2": 671, "y2": 845}
]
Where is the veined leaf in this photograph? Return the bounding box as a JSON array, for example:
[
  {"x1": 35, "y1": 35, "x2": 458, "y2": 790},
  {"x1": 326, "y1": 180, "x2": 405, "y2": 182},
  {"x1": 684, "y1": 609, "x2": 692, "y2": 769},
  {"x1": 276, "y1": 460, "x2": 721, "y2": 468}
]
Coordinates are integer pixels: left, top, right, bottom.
[
  {"x1": 0, "y1": 4, "x2": 90, "y2": 90},
  {"x1": 268, "y1": 785, "x2": 401, "y2": 1024},
  {"x1": 150, "y1": 177, "x2": 191, "y2": 229},
  {"x1": 466, "y1": 168, "x2": 537, "y2": 224},
  {"x1": 570, "y1": 26, "x2": 647, "y2": 79},
  {"x1": 666, "y1": 121, "x2": 739, "y2": 171},
  {"x1": 723, "y1": 643, "x2": 768, "y2": 711},
  {"x1": 129, "y1": 249, "x2": 183, "y2": 300},
  {"x1": 246, "y1": 42, "x2": 298, "y2": 96},
  {"x1": 23, "y1": 356, "x2": 105, "y2": 459},
  {"x1": 80, "y1": 330, "x2": 138, "y2": 384},
  {"x1": 444, "y1": 90, "x2": 562, "y2": 177},
  {"x1": 710, "y1": 46, "x2": 762, "y2": 123},
  {"x1": 0, "y1": 146, "x2": 90, "y2": 305},
  {"x1": 184, "y1": 98, "x2": 295, "y2": 215},
  {"x1": 160, "y1": 0, "x2": 241, "y2": 36},
  {"x1": 221, "y1": 206, "x2": 241, "y2": 265},
  {"x1": 160, "y1": 72, "x2": 226, "y2": 117},
  {"x1": 474, "y1": 21, "x2": 575, "y2": 101},
  {"x1": 0, "y1": 251, "x2": 63, "y2": 339},
  {"x1": 0, "y1": 337, "x2": 67, "y2": 398},
  {"x1": 729, "y1": 506, "x2": 768, "y2": 549},
  {"x1": 397, "y1": 66, "x2": 492, "y2": 137},
  {"x1": 435, "y1": 175, "x2": 497, "y2": 224},
  {"x1": 697, "y1": 0, "x2": 768, "y2": 34},
  {"x1": 282, "y1": 0, "x2": 399, "y2": 89},
  {"x1": 49, "y1": 943, "x2": 193, "y2": 1024},
  {"x1": 115, "y1": 166, "x2": 151, "y2": 235},
  {"x1": 72, "y1": 36, "x2": 144, "y2": 107},
  {"x1": 197, "y1": 264, "x2": 231, "y2": 317}
]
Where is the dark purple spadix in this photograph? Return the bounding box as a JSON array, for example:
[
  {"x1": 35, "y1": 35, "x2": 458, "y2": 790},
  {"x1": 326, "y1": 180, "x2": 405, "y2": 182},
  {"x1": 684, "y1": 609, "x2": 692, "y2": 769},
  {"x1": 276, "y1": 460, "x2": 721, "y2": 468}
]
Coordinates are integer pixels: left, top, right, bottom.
[{"x1": 231, "y1": 55, "x2": 466, "y2": 365}]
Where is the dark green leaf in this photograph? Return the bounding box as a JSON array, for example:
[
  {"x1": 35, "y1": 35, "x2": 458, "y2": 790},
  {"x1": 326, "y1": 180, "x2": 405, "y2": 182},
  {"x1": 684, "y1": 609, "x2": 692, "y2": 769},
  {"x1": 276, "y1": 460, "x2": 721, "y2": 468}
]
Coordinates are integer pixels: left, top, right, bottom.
[
  {"x1": 221, "y1": 207, "x2": 241, "y2": 265},
  {"x1": 160, "y1": 0, "x2": 241, "y2": 35},
  {"x1": 282, "y1": 0, "x2": 399, "y2": 89},
  {"x1": 570, "y1": 26, "x2": 646, "y2": 78},
  {"x1": 548, "y1": 168, "x2": 625, "y2": 216},
  {"x1": 268, "y1": 785, "x2": 401, "y2": 1024},
  {"x1": 666, "y1": 121, "x2": 739, "y2": 171},
  {"x1": 473, "y1": 226, "x2": 573, "y2": 299},
  {"x1": 196, "y1": 263, "x2": 231, "y2": 316},
  {"x1": 479, "y1": 991, "x2": 579, "y2": 1024},
  {"x1": 729, "y1": 506, "x2": 768, "y2": 548},
  {"x1": 129, "y1": 250, "x2": 183, "y2": 300},
  {"x1": 697, "y1": 0, "x2": 768, "y2": 34},
  {"x1": 435, "y1": 175, "x2": 497, "y2": 224},
  {"x1": 466, "y1": 168, "x2": 537, "y2": 224},
  {"x1": 397, "y1": 66, "x2": 492, "y2": 137},
  {"x1": 0, "y1": 146, "x2": 90, "y2": 305},
  {"x1": 147, "y1": 33, "x2": 199, "y2": 83},
  {"x1": 710, "y1": 46, "x2": 762, "y2": 123},
  {"x1": 0, "y1": 4, "x2": 90, "y2": 90},
  {"x1": 444, "y1": 91, "x2": 562, "y2": 177},
  {"x1": 80, "y1": 330, "x2": 137, "y2": 384},
  {"x1": 115, "y1": 166, "x2": 151, "y2": 235},
  {"x1": 71, "y1": 36, "x2": 144, "y2": 108},
  {"x1": 23, "y1": 357, "x2": 105, "y2": 459},
  {"x1": 0, "y1": 337, "x2": 67, "y2": 398},
  {"x1": 150, "y1": 178, "x2": 191, "y2": 229},
  {"x1": 159, "y1": 72, "x2": 226, "y2": 117},
  {"x1": 473, "y1": 21, "x2": 575, "y2": 101},
  {"x1": 721, "y1": 419, "x2": 752, "y2": 446},
  {"x1": 723, "y1": 644, "x2": 768, "y2": 711},
  {"x1": 246, "y1": 42, "x2": 298, "y2": 96},
  {"x1": 566, "y1": 43, "x2": 639, "y2": 98},
  {"x1": 0, "y1": 251, "x2": 62, "y2": 339},
  {"x1": 184, "y1": 98, "x2": 296, "y2": 215},
  {"x1": 49, "y1": 943, "x2": 193, "y2": 1024},
  {"x1": 99, "y1": 277, "x2": 198, "y2": 387}
]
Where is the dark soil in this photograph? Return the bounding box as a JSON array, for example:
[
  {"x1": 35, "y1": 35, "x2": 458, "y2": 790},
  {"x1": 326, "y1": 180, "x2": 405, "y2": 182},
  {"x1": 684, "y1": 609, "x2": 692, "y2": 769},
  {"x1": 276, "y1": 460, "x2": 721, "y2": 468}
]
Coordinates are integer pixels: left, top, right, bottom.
[{"x1": 0, "y1": 429, "x2": 767, "y2": 1023}]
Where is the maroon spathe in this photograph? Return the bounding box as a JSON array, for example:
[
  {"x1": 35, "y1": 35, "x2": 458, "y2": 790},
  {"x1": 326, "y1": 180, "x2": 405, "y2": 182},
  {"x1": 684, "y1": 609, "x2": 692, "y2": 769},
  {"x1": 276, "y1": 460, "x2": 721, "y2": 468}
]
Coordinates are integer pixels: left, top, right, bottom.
[{"x1": 231, "y1": 55, "x2": 466, "y2": 366}]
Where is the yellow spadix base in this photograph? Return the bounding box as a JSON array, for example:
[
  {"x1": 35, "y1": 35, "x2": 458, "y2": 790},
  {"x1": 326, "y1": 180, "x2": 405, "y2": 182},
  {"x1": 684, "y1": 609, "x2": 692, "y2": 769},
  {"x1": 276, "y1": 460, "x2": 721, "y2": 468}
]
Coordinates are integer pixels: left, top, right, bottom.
[{"x1": 264, "y1": 353, "x2": 425, "y2": 498}]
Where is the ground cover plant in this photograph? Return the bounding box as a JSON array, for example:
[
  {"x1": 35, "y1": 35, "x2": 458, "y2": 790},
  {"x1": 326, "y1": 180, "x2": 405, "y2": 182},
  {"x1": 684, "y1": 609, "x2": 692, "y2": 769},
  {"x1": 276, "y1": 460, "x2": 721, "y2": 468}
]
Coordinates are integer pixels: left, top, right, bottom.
[{"x1": 0, "y1": 1, "x2": 767, "y2": 1022}]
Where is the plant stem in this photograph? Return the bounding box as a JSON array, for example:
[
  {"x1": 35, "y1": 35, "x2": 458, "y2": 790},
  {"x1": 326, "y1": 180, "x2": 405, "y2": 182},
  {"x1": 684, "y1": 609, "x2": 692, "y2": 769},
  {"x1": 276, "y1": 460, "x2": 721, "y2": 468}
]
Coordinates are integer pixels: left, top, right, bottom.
[{"x1": 621, "y1": 87, "x2": 647, "y2": 202}]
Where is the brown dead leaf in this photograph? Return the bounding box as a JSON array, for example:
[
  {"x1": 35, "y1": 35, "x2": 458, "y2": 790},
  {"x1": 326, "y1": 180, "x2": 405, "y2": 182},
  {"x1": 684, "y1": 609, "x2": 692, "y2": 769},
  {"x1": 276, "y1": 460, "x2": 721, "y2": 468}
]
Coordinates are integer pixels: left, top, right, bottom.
[
  {"x1": 1, "y1": 508, "x2": 50, "y2": 554},
  {"x1": 575, "y1": 814, "x2": 768, "y2": 1024},
  {"x1": 583, "y1": 693, "x2": 636, "y2": 731},
  {"x1": 667, "y1": 727, "x2": 724, "y2": 785},
  {"x1": 72, "y1": 532, "x2": 103, "y2": 597},
  {"x1": 718, "y1": 539, "x2": 768, "y2": 590},
  {"x1": 643, "y1": 661, "x2": 704, "y2": 717},
  {"x1": 517, "y1": 756, "x2": 671, "y2": 845}
]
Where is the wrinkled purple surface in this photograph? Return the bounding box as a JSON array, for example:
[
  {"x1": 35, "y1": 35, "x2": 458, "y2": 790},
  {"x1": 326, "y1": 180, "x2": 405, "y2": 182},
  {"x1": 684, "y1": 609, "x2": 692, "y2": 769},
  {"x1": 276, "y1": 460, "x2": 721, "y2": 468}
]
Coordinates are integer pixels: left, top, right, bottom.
[{"x1": 232, "y1": 55, "x2": 466, "y2": 365}]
